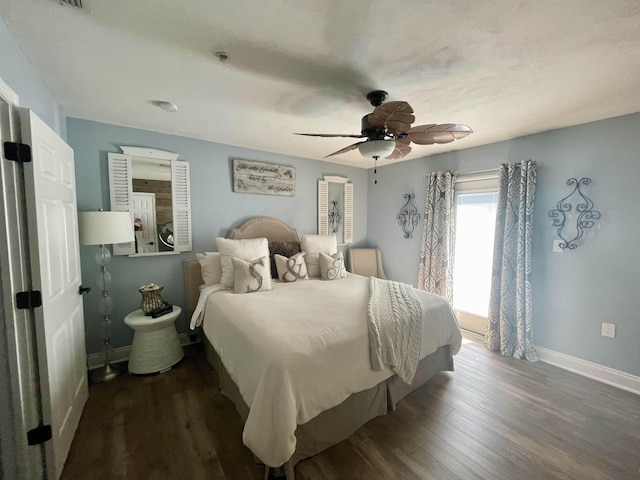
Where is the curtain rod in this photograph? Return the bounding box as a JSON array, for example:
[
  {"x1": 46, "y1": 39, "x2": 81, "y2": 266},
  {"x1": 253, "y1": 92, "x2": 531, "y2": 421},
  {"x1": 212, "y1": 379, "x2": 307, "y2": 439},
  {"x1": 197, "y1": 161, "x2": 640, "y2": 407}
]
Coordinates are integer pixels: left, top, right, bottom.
[{"x1": 422, "y1": 167, "x2": 499, "y2": 180}]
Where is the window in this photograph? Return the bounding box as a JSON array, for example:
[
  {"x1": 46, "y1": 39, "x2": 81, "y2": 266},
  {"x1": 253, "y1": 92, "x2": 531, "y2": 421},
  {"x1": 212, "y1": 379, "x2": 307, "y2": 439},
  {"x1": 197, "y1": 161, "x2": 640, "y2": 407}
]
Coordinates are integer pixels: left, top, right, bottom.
[{"x1": 452, "y1": 173, "x2": 499, "y2": 333}]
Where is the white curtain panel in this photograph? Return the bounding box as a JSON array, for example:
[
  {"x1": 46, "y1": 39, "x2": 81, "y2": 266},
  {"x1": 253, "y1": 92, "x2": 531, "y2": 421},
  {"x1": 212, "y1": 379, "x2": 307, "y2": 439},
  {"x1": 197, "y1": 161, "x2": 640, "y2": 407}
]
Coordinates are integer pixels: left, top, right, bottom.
[
  {"x1": 418, "y1": 171, "x2": 456, "y2": 303},
  {"x1": 485, "y1": 160, "x2": 539, "y2": 361}
]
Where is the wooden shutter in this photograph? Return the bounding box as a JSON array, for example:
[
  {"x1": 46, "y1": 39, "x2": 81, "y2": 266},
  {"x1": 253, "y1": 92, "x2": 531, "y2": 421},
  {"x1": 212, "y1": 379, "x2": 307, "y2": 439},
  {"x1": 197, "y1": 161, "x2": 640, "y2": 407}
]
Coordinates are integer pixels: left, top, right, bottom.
[
  {"x1": 171, "y1": 160, "x2": 192, "y2": 252},
  {"x1": 318, "y1": 180, "x2": 329, "y2": 235},
  {"x1": 344, "y1": 182, "x2": 354, "y2": 244},
  {"x1": 108, "y1": 153, "x2": 135, "y2": 255}
]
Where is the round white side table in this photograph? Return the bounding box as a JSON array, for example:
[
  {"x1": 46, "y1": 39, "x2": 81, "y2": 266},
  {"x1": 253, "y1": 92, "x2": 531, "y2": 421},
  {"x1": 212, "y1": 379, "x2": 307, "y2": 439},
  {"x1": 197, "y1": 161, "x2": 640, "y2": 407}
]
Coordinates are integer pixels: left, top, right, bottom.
[{"x1": 124, "y1": 306, "x2": 184, "y2": 374}]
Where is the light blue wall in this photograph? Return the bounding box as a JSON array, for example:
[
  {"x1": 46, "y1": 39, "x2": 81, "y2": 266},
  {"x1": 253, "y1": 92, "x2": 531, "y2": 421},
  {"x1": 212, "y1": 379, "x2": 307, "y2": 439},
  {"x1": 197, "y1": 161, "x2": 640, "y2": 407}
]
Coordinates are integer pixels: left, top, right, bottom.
[
  {"x1": 67, "y1": 118, "x2": 368, "y2": 355},
  {"x1": 0, "y1": 18, "x2": 66, "y2": 136},
  {"x1": 367, "y1": 113, "x2": 640, "y2": 377}
]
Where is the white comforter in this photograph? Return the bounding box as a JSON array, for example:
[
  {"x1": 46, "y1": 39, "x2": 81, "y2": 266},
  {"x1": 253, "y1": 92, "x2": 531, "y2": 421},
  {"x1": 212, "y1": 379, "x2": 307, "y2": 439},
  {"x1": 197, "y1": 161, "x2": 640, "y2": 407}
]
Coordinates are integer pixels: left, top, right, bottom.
[{"x1": 196, "y1": 273, "x2": 461, "y2": 467}]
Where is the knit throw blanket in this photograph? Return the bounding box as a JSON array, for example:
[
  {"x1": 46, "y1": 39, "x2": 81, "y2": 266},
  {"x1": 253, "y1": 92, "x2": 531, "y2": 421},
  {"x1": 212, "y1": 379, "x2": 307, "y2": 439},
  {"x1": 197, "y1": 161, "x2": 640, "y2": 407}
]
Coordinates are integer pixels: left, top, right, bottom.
[{"x1": 367, "y1": 277, "x2": 424, "y2": 384}]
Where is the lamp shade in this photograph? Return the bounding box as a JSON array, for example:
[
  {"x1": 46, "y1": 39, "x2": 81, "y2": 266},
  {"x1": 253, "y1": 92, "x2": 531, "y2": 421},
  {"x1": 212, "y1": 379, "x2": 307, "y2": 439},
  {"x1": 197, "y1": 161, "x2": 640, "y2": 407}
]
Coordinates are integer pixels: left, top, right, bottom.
[
  {"x1": 78, "y1": 211, "x2": 135, "y2": 245},
  {"x1": 358, "y1": 139, "x2": 396, "y2": 159}
]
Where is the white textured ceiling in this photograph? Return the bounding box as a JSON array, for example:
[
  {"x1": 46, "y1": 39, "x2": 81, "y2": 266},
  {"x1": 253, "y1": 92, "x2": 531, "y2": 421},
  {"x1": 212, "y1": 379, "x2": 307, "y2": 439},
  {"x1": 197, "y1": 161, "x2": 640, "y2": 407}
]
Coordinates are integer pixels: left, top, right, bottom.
[{"x1": 1, "y1": 0, "x2": 639, "y2": 168}]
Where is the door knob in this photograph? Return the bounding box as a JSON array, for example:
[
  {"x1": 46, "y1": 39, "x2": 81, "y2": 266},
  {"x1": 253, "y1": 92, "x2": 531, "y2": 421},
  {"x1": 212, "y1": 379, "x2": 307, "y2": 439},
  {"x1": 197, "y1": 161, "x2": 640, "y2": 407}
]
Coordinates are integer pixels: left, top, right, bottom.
[{"x1": 78, "y1": 286, "x2": 91, "y2": 295}]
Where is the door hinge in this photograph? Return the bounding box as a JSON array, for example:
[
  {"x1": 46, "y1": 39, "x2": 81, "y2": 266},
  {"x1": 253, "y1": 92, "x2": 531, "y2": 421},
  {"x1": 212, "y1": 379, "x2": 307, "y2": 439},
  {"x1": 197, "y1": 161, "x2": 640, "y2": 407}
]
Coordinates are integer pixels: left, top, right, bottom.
[
  {"x1": 16, "y1": 290, "x2": 42, "y2": 309},
  {"x1": 27, "y1": 425, "x2": 52, "y2": 446},
  {"x1": 3, "y1": 142, "x2": 32, "y2": 163}
]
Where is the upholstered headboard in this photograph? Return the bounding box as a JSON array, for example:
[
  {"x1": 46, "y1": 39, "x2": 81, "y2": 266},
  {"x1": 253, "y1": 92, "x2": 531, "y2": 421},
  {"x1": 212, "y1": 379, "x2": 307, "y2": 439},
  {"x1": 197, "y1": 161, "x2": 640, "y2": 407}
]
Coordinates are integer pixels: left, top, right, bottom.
[
  {"x1": 228, "y1": 216, "x2": 299, "y2": 242},
  {"x1": 184, "y1": 217, "x2": 299, "y2": 320}
]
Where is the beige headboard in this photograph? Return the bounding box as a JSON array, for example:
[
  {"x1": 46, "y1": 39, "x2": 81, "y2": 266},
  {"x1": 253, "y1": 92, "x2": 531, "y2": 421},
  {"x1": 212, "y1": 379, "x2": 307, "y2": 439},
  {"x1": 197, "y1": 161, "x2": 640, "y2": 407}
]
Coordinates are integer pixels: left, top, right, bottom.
[
  {"x1": 183, "y1": 217, "x2": 300, "y2": 320},
  {"x1": 228, "y1": 216, "x2": 299, "y2": 242}
]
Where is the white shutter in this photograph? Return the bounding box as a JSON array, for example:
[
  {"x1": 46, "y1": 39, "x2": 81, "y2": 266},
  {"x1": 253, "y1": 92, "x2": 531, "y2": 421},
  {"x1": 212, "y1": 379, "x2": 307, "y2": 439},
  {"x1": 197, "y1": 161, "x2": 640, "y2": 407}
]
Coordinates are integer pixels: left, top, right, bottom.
[
  {"x1": 344, "y1": 182, "x2": 354, "y2": 244},
  {"x1": 108, "y1": 153, "x2": 135, "y2": 255},
  {"x1": 318, "y1": 180, "x2": 329, "y2": 235},
  {"x1": 171, "y1": 160, "x2": 192, "y2": 252}
]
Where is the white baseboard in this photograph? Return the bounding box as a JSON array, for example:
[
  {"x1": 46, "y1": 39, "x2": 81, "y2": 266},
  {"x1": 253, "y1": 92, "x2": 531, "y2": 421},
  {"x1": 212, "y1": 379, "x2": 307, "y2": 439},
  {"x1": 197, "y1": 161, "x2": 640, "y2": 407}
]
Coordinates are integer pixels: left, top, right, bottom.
[
  {"x1": 460, "y1": 330, "x2": 639, "y2": 396},
  {"x1": 536, "y1": 346, "x2": 640, "y2": 396},
  {"x1": 87, "y1": 332, "x2": 199, "y2": 371}
]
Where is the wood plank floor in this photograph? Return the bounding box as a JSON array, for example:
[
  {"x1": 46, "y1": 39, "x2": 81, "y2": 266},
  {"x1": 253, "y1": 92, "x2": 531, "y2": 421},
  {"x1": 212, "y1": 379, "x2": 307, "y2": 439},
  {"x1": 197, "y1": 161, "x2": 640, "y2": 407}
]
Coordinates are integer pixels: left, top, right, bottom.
[{"x1": 61, "y1": 339, "x2": 640, "y2": 480}]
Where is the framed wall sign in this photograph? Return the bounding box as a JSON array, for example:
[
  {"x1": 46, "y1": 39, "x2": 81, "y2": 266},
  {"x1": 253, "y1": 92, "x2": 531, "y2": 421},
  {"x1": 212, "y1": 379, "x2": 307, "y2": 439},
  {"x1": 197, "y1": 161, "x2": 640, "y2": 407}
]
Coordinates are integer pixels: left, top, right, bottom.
[{"x1": 232, "y1": 159, "x2": 296, "y2": 196}]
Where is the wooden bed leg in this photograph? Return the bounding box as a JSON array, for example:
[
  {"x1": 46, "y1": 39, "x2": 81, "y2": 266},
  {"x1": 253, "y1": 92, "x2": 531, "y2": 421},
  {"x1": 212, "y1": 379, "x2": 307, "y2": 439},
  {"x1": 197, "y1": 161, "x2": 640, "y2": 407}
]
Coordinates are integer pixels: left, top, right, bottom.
[
  {"x1": 264, "y1": 463, "x2": 295, "y2": 480},
  {"x1": 284, "y1": 461, "x2": 295, "y2": 480}
]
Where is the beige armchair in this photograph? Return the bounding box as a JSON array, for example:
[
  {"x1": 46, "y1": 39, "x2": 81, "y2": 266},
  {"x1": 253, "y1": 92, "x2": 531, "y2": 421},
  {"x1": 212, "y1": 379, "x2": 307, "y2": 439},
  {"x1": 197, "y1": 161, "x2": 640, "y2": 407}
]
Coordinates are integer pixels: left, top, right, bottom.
[{"x1": 348, "y1": 248, "x2": 387, "y2": 279}]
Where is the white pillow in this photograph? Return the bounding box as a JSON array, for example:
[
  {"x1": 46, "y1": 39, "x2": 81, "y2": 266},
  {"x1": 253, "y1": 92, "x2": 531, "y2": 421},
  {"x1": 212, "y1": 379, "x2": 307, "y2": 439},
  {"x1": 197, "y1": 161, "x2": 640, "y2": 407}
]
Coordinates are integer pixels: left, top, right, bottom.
[
  {"x1": 301, "y1": 234, "x2": 337, "y2": 278},
  {"x1": 274, "y1": 252, "x2": 309, "y2": 283},
  {"x1": 216, "y1": 237, "x2": 269, "y2": 288},
  {"x1": 196, "y1": 252, "x2": 222, "y2": 286},
  {"x1": 319, "y1": 251, "x2": 347, "y2": 280},
  {"x1": 231, "y1": 256, "x2": 272, "y2": 293}
]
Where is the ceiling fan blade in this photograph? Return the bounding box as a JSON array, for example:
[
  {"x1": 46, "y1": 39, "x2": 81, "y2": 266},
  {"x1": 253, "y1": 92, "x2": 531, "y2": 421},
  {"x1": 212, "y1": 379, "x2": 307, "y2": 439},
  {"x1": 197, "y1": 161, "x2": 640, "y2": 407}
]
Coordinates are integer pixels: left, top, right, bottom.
[
  {"x1": 385, "y1": 141, "x2": 412, "y2": 160},
  {"x1": 324, "y1": 141, "x2": 365, "y2": 158},
  {"x1": 368, "y1": 101, "x2": 416, "y2": 133},
  {"x1": 294, "y1": 133, "x2": 366, "y2": 138},
  {"x1": 408, "y1": 123, "x2": 473, "y2": 145}
]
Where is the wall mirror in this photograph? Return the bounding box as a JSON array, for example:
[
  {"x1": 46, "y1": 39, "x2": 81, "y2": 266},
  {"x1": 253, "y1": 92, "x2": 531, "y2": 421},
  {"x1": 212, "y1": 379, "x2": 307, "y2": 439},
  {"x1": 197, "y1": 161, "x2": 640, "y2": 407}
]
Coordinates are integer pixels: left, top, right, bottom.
[
  {"x1": 108, "y1": 147, "x2": 192, "y2": 256},
  {"x1": 318, "y1": 175, "x2": 353, "y2": 244}
]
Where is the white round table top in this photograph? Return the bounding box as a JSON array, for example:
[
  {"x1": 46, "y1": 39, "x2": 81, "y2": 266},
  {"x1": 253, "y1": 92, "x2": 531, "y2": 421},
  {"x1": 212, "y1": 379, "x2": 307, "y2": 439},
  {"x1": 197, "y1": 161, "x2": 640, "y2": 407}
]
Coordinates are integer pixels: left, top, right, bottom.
[{"x1": 124, "y1": 305, "x2": 181, "y2": 328}]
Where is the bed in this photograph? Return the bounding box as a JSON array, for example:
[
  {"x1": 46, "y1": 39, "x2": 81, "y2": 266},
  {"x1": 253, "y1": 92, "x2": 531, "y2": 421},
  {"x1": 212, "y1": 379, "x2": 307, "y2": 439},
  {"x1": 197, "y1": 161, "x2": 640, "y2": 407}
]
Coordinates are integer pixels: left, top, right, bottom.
[{"x1": 184, "y1": 217, "x2": 462, "y2": 479}]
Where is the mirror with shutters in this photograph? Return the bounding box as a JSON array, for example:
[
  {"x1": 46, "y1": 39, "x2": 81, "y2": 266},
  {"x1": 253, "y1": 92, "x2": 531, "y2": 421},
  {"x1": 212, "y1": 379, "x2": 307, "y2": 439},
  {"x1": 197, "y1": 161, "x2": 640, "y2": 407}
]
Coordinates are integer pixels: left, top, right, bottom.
[
  {"x1": 318, "y1": 175, "x2": 353, "y2": 244},
  {"x1": 108, "y1": 147, "x2": 192, "y2": 256}
]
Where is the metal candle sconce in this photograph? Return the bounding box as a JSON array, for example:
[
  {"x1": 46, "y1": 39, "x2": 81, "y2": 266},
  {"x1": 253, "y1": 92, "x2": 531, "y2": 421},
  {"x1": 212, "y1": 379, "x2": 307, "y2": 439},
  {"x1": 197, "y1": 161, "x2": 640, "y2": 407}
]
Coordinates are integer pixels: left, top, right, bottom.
[
  {"x1": 328, "y1": 200, "x2": 341, "y2": 234},
  {"x1": 548, "y1": 177, "x2": 601, "y2": 250},
  {"x1": 397, "y1": 193, "x2": 420, "y2": 239}
]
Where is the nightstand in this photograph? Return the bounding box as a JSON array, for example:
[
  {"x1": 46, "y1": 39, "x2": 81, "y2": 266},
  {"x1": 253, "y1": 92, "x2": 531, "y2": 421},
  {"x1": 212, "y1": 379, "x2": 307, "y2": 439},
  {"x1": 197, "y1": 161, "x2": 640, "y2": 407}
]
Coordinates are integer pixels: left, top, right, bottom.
[{"x1": 124, "y1": 306, "x2": 184, "y2": 374}]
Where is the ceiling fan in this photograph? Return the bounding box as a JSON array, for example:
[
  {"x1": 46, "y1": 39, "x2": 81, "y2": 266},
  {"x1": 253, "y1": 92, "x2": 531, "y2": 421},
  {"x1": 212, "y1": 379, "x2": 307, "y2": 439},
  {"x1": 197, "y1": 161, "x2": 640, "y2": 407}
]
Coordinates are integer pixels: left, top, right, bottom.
[{"x1": 295, "y1": 90, "x2": 473, "y2": 160}]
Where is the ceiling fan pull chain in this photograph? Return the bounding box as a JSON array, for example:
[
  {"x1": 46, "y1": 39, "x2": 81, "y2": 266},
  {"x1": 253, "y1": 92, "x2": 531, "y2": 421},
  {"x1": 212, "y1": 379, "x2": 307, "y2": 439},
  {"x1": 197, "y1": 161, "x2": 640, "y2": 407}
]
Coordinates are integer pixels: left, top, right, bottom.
[{"x1": 374, "y1": 155, "x2": 378, "y2": 184}]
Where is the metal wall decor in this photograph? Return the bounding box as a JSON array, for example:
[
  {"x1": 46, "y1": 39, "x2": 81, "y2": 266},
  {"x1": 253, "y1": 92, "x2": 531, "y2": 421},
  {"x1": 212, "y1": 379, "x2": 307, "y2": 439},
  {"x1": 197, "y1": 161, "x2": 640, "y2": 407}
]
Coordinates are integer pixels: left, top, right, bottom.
[
  {"x1": 328, "y1": 200, "x2": 341, "y2": 234},
  {"x1": 548, "y1": 177, "x2": 601, "y2": 250},
  {"x1": 397, "y1": 193, "x2": 421, "y2": 239}
]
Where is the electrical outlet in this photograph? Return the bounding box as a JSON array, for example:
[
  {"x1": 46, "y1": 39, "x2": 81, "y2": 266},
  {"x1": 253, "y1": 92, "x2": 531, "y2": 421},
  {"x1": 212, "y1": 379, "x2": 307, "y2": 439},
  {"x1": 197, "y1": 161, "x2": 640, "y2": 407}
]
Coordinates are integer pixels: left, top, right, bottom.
[
  {"x1": 601, "y1": 322, "x2": 616, "y2": 338},
  {"x1": 553, "y1": 239, "x2": 564, "y2": 253}
]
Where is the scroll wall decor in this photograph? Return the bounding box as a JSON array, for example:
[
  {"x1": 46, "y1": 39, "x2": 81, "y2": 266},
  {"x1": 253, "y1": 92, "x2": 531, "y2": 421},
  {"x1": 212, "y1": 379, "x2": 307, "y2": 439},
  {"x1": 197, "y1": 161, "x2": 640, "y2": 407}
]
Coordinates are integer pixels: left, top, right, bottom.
[
  {"x1": 397, "y1": 193, "x2": 420, "y2": 239},
  {"x1": 548, "y1": 177, "x2": 601, "y2": 250},
  {"x1": 328, "y1": 200, "x2": 341, "y2": 234}
]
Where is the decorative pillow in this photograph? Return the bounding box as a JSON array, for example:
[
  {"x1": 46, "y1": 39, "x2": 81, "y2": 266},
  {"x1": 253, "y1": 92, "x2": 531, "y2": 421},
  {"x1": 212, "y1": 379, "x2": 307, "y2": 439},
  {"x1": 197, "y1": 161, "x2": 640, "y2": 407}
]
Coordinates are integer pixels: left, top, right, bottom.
[
  {"x1": 274, "y1": 252, "x2": 309, "y2": 283},
  {"x1": 196, "y1": 252, "x2": 222, "y2": 286},
  {"x1": 216, "y1": 237, "x2": 269, "y2": 289},
  {"x1": 301, "y1": 234, "x2": 337, "y2": 278},
  {"x1": 231, "y1": 256, "x2": 272, "y2": 293},
  {"x1": 319, "y1": 251, "x2": 347, "y2": 280},
  {"x1": 268, "y1": 241, "x2": 301, "y2": 279}
]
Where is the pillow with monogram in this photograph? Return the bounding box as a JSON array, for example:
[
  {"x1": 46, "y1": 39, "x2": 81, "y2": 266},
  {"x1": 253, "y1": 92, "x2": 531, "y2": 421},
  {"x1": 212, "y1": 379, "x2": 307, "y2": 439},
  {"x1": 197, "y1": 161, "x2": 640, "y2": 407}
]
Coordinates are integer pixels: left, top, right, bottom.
[
  {"x1": 268, "y1": 241, "x2": 301, "y2": 279},
  {"x1": 319, "y1": 251, "x2": 347, "y2": 280},
  {"x1": 216, "y1": 237, "x2": 269, "y2": 289},
  {"x1": 301, "y1": 234, "x2": 337, "y2": 278},
  {"x1": 231, "y1": 256, "x2": 272, "y2": 294},
  {"x1": 274, "y1": 252, "x2": 309, "y2": 283}
]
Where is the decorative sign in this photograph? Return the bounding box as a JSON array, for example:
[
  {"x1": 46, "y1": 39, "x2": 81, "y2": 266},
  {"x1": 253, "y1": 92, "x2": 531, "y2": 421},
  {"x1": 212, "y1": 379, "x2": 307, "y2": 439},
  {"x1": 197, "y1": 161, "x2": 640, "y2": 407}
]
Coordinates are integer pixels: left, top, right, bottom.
[{"x1": 232, "y1": 159, "x2": 296, "y2": 196}]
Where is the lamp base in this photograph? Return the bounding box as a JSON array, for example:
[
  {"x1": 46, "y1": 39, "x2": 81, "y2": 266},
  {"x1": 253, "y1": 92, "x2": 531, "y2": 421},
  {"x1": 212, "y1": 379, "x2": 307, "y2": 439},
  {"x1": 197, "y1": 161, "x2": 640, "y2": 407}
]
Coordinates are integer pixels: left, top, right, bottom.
[{"x1": 90, "y1": 362, "x2": 123, "y2": 383}]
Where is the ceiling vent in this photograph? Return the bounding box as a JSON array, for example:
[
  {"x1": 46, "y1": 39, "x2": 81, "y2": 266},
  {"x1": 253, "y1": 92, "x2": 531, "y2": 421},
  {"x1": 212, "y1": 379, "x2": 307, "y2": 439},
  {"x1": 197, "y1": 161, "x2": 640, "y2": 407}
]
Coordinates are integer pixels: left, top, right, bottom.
[{"x1": 53, "y1": 0, "x2": 83, "y2": 8}]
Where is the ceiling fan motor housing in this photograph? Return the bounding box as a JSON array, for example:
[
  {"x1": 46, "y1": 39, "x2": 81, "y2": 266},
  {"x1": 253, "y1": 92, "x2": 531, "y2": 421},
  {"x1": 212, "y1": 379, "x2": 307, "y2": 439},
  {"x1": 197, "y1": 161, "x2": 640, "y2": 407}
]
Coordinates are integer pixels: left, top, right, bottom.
[{"x1": 361, "y1": 115, "x2": 386, "y2": 139}]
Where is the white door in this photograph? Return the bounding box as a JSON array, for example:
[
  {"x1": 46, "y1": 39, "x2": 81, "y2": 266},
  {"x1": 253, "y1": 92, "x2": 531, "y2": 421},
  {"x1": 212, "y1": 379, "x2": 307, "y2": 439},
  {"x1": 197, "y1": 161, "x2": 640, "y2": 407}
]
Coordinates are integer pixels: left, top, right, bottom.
[
  {"x1": 20, "y1": 108, "x2": 88, "y2": 480},
  {"x1": 132, "y1": 192, "x2": 158, "y2": 253}
]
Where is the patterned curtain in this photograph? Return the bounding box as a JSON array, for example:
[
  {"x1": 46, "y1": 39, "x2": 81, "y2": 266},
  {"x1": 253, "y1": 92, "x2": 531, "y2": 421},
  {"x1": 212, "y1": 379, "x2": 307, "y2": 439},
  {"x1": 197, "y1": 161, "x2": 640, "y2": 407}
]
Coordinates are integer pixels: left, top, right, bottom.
[
  {"x1": 485, "y1": 160, "x2": 538, "y2": 361},
  {"x1": 418, "y1": 171, "x2": 456, "y2": 303}
]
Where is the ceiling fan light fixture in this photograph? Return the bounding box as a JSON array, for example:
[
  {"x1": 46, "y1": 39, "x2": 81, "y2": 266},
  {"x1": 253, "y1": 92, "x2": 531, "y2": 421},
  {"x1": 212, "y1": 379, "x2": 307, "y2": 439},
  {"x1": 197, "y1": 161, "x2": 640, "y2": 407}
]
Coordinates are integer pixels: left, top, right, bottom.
[{"x1": 358, "y1": 139, "x2": 395, "y2": 159}]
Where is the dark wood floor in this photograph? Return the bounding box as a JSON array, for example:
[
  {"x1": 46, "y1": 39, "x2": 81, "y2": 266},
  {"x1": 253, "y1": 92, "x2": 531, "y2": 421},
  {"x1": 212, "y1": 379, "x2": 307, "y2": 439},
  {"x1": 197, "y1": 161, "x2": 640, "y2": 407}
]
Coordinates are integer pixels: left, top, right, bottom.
[{"x1": 61, "y1": 338, "x2": 640, "y2": 480}]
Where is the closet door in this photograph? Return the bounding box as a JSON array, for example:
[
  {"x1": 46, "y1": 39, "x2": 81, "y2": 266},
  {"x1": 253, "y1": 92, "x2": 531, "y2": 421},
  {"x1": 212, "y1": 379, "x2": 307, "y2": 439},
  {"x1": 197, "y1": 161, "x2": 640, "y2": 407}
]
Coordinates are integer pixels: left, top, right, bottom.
[{"x1": 21, "y1": 107, "x2": 88, "y2": 480}]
